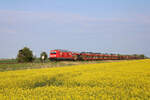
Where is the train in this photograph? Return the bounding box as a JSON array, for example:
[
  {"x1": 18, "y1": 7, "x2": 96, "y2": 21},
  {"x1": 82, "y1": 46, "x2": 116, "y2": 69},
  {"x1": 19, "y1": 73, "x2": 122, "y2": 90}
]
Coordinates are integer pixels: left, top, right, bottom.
[{"x1": 49, "y1": 49, "x2": 142, "y2": 61}]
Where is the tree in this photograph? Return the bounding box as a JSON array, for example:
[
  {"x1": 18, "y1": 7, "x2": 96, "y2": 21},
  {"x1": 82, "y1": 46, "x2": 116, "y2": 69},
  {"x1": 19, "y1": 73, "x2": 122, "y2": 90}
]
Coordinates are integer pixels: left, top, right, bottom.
[
  {"x1": 17, "y1": 47, "x2": 34, "y2": 62},
  {"x1": 40, "y1": 52, "x2": 48, "y2": 62}
]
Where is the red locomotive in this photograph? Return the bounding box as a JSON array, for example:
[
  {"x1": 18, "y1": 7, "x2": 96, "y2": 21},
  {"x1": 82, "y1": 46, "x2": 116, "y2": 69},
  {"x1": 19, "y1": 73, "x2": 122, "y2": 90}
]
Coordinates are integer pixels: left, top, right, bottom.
[
  {"x1": 49, "y1": 49, "x2": 142, "y2": 61},
  {"x1": 50, "y1": 49, "x2": 80, "y2": 61}
]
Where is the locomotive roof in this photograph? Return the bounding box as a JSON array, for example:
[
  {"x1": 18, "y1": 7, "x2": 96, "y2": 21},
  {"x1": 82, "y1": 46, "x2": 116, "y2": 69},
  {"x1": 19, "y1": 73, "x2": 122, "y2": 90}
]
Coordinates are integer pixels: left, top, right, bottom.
[{"x1": 54, "y1": 49, "x2": 71, "y2": 52}]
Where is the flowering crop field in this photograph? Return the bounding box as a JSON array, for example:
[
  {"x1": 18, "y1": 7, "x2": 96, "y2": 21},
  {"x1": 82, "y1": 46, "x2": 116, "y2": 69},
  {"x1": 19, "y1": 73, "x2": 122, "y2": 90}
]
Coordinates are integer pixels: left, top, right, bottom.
[{"x1": 0, "y1": 59, "x2": 150, "y2": 100}]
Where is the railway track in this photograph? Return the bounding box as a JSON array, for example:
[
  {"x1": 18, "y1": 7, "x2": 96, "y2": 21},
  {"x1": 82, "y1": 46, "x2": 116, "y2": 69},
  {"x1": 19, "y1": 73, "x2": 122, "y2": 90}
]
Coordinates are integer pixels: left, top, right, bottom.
[{"x1": 0, "y1": 62, "x2": 18, "y2": 64}]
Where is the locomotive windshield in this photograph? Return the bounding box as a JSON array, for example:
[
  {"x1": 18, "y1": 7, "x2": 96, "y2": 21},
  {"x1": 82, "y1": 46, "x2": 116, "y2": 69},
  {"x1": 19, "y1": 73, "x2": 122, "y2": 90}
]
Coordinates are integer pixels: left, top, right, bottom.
[{"x1": 51, "y1": 52, "x2": 56, "y2": 54}]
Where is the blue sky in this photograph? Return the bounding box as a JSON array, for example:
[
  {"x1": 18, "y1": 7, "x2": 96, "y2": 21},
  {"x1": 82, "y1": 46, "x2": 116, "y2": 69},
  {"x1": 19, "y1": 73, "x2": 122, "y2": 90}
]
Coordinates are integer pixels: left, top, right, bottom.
[{"x1": 0, "y1": 0, "x2": 150, "y2": 58}]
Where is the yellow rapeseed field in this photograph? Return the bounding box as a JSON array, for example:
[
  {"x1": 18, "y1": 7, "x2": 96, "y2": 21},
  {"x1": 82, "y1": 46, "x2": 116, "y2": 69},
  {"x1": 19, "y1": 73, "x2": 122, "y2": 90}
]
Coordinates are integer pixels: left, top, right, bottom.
[{"x1": 0, "y1": 59, "x2": 150, "y2": 100}]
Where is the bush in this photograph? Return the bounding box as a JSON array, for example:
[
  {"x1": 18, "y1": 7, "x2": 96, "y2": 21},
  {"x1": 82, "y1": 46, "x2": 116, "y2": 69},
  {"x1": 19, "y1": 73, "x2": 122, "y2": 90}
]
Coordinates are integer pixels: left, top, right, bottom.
[
  {"x1": 17, "y1": 47, "x2": 34, "y2": 62},
  {"x1": 40, "y1": 52, "x2": 48, "y2": 62},
  {"x1": 139, "y1": 54, "x2": 145, "y2": 59}
]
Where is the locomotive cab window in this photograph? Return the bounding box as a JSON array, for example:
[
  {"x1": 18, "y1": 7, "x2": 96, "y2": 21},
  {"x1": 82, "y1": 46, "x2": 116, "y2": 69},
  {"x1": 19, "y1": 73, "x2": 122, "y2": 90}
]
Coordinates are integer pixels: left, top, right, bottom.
[{"x1": 51, "y1": 52, "x2": 56, "y2": 54}]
